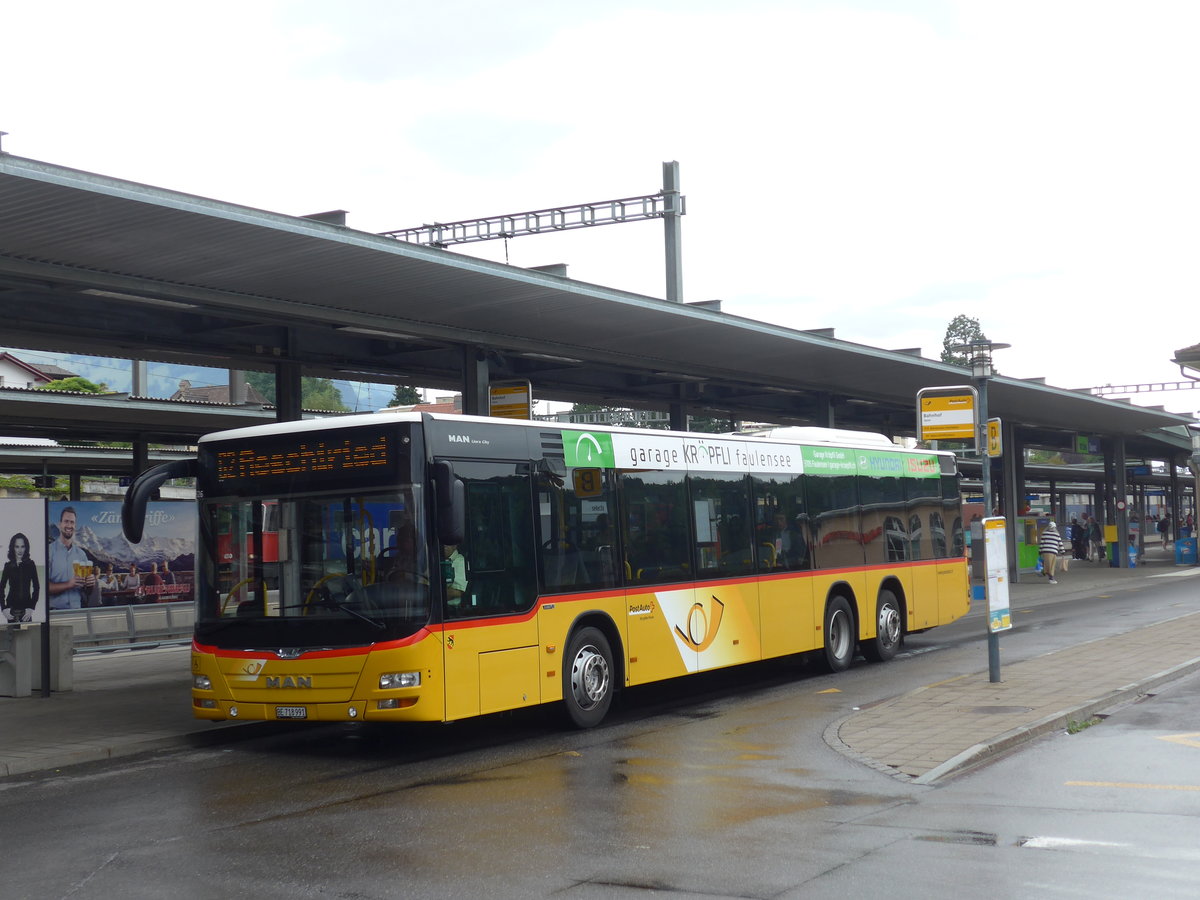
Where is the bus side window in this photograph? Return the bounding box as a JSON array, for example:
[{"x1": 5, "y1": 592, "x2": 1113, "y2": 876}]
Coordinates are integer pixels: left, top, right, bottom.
[
  {"x1": 535, "y1": 468, "x2": 619, "y2": 593},
  {"x1": 805, "y1": 474, "x2": 863, "y2": 570},
  {"x1": 690, "y1": 474, "x2": 753, "y2": 578},
  {"x1": 751, "y1": 474, "x2": 811, "y2": 573},
  {"x1": 620, "y1": 471, "x2": 689, "y2": 585}
]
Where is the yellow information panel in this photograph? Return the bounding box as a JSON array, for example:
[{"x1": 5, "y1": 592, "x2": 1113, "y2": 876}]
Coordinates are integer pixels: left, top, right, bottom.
[
  {"x1": 986, "y1": 417, "x2": 1002, "y2": 457},
  {"x1": 489, "y1": 381, "x2": 531, "y2": 420},
  {"x1": 917, "y1": 387, "x2": 977, "y2": 441}
]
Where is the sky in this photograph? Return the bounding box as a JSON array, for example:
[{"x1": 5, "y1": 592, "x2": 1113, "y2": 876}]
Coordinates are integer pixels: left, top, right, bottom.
[{"x1": 3, "y1": 0, "x2": 1199, "y2": 417}]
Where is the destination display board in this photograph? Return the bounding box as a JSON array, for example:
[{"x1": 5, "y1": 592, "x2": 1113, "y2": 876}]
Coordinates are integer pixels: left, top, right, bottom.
[{"x1": 201, "y1": 426, "x2": 404, "y2": 495}]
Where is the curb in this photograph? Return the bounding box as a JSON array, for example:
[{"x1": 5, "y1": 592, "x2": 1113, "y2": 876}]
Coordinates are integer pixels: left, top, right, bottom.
[
  {"x1": 0, "y1": 721, "x2": 288, "y2": 779},
  {"x1": 911, "y1": 654, "x2": 1200, "y2": 784}
]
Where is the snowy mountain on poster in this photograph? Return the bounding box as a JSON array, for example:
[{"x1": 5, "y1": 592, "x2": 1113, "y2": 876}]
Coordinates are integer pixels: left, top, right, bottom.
[{"x1": 74, "y1": 522, "x2": 193, "y2": 568}]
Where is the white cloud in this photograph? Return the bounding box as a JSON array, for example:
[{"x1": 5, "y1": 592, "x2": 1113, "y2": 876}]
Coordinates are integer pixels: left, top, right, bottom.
[{"x1": 3, "y1": 0, "x2": 1198, "y2": 417}]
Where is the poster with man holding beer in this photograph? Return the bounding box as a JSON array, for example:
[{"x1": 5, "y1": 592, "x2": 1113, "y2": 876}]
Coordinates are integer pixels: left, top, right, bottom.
[
  {"x1": 44, "y1": 500, "x2": 195, "y2": 608},
  {"x1": 47, "y1": 504, "x2": 96, "y2": 610}
]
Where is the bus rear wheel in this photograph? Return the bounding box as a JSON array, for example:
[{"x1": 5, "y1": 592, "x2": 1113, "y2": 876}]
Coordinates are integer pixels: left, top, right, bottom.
[
  {"x1": 822, "y1": 596, "x2": 855, "y2": 673},
  {"x1": 563, "y1": 626, "x2": 614, "y2": 729},
  {"x1": 862, "y1": 589, "x2": 903, "y2": 663}
]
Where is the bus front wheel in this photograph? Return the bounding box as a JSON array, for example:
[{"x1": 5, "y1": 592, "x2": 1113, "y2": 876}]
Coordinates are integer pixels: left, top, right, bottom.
[
  {"x1": 563, "y1": 626, "x2": 614, "y2": 729},
  {"x1": 822, "y1": 596, "x2": 855, "y2": 673},
  {"x1": 862, "y1": 589, "x2": 903, "y2": 663}
]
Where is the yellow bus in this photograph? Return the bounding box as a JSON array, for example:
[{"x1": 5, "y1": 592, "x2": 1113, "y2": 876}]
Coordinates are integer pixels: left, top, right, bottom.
[{"x1": 122, "y1": 412, "x2": 969, "y2": 728}]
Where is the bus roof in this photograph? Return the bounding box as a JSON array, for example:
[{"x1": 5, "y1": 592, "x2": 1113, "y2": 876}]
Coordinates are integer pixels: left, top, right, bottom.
[{"x1": 197, "y1": 411, "x2": 953, "y2": 461}]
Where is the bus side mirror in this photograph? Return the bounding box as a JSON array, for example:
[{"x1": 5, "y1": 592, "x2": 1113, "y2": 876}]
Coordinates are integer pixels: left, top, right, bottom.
[
  {"x1": 433, "y1": 461, "x2": 465, "y2": 546},
  {"x1": 121, "y1": 459, "x2": 198, "y2": 543}
]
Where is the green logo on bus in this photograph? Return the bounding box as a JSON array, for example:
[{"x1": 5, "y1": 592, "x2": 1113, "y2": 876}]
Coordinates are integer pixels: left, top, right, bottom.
[{"x1": 563, "y1": 431, "x2": 616, "y2": 468}]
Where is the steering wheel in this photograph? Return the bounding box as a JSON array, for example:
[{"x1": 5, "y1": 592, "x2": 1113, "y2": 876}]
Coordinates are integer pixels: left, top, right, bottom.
[
  {"x1": 303, "y1": 572, "x2": 350, "y2": 613},
  {"x1": 221, "y1": 577, "x2": 266, "y2": 615},
  {"x1": 378, "y1": 547, "x2": 430, "y2": 585}
]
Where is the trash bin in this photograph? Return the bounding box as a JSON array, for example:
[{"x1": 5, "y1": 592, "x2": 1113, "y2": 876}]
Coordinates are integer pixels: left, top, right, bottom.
[{"x1": 1176, "y1": 537, "x2": 1198, "y2": 566}]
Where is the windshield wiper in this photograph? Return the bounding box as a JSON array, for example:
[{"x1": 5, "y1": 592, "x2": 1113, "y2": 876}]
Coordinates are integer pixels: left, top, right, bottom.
[{"x1": 279, "y1": 597, "x2": 387, "y2": 631}]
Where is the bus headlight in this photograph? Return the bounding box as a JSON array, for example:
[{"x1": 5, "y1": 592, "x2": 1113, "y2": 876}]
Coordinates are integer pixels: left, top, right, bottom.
[
  {"x1": 193, "y1": 674, "x2": 212, "y2": 690},
  {"x1": 379, "y1": 671, "x2": 421, "y2": 689}
]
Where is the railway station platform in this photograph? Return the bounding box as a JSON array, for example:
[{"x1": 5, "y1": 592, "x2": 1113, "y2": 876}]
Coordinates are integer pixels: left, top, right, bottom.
[{"x1": 1, "y1": 546, "x2": 1197, "y2": 781}]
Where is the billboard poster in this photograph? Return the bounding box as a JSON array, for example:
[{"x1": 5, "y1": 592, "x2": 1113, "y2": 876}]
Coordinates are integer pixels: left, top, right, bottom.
[
  {"x1": 1, "y1": 498, "x2": 48, "y2": 624},
  {"x1": 46, "y1": 501, "x2": 196, "y2": 609}
]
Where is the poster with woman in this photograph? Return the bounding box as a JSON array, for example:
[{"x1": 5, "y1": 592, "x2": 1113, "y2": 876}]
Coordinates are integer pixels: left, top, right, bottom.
[{"x1": 1, "y1": 498, "x2": 47, "y2": 624}]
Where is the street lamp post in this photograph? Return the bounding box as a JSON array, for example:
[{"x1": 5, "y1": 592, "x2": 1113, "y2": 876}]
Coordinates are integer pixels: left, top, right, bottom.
[{"x1": 953, "y1": 340, "x2": 1010, "y2": 683}]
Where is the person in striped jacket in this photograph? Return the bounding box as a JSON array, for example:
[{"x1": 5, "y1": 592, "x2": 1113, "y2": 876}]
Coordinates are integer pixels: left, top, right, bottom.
[{"x1": 1039, "y1": 521, "x2": 1062, "y2": 584}]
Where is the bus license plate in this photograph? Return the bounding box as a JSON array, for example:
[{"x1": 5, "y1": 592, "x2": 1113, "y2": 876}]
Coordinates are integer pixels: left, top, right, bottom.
[{"x1": 276, "y1": 706, "x2": 307, "y2": 719}]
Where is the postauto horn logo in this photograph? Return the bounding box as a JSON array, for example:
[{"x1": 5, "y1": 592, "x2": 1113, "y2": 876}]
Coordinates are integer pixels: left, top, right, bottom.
[{"x1": 674, "y1": 596, "x2": 725, "y2": 652}]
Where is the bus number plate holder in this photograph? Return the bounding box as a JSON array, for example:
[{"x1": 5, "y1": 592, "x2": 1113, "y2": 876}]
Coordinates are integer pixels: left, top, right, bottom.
[{"x1": 276, "y1": 706, "x2": 307, "y2": 719}]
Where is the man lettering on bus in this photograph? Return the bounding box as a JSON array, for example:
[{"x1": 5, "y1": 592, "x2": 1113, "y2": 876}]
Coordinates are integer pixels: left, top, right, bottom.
[{"x1": 47, "y1": 506, "x2": 95, "y2": 610}]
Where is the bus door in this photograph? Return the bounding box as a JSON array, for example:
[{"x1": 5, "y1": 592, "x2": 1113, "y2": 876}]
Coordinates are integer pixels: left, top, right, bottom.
[
  {"x1": 936, "y1": 475, "x2": 970, "y2": 623},
  {"x1": 620, "y1": 470, "x2": 699, "y2": 682},
  {"x1": 751, "y1": 475, "x2": 814, "y2": 658},
  {"x1": 440, "y1": 462, "x2": 541, "y2": 721}
]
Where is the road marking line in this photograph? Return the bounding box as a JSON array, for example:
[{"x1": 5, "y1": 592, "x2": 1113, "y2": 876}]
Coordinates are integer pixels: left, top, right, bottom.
[
  {"x1": 1067, "y1": 781, "x2": 1200, "y2": 791},
  {"x1": 1022, "y1": 836, "x2": 1128, "y2": 850},
  {"x1": 1150, "y1": 569, "x2": 1200, "y2": 578},
  {"x1": 1158, "y1": 732, "x2": 1200, "y2": 748}
]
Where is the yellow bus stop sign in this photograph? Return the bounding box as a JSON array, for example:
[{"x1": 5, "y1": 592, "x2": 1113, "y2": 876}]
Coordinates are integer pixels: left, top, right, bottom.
[
  {"x1": 917, "y1": 388, "x2": 977, "y2": 441},
  {"x1": 986, "y1": 418, "x2": 1002, "y2": 457}
]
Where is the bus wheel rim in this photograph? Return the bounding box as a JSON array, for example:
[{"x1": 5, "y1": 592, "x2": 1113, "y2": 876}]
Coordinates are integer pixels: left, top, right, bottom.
[
  {"x1": 571, "y1": 646, "x2": 609, "y2": 709},
  {"x1": 830, "y1": 609, "x2": 851, "y2": 657},
  {"x1": 879, "y1": 605, "x2": 901, "y2": 645}
]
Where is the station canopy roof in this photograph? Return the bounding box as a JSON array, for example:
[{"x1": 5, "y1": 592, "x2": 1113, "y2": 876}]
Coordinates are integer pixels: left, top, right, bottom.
[{"x1": 0, "y1": 153, "x2": 1193, "y2": 459}]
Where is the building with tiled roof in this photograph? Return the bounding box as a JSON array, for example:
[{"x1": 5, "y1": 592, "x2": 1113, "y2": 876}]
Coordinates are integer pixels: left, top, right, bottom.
[
  {"x1": 0, "y1": 352, "x2": 78, "y2": 389},
  {"x1": 169, "y1": 378, "x2": 269, "y2": 405}
]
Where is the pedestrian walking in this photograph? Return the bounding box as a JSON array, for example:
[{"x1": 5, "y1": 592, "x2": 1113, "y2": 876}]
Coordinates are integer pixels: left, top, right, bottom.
[
  {"x1": 1070, "y1": 518, "x2": 1088, "y2": 560},
  {"x1": 1039, "y1": 521, "x2": 1062, "y2": 584}
]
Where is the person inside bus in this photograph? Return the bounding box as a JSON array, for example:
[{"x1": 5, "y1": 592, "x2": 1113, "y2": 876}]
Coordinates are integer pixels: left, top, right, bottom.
[
  {"x1": 772, "y1": 513, "x2": 809, "y2": 569},
  {"x1": 384, "y1": 515, "x2": 428, "y2": 584},
  {"x1": 589, "y1": 513, "x2": 615, "y2": 550},
  {"x1": 442, "y1": 544, "x2": 466, "y2": 604}
]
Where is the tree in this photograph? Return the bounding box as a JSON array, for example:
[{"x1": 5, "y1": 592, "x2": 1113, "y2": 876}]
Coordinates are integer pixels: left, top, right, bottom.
[
  {"x1": 389, "y1": 384, "x2": 421, "y2": 407},
  {"x1": 940, "y1": 315, "x2": 989, "y2": 366},
  {"x1": 38, "y1": 376, "x2": 108, "y2": 393},
  {"x1": 244, "y1": 371, "x2": 274, "y2": 402},
  {"x1": 300, "y1": 377, "x2": 348, "y2": 412}
]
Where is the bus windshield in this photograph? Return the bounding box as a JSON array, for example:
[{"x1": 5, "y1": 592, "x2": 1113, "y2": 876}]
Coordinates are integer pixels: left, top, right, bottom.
[{"x1": 198, "y1": 488, "x2": 431, "y2": 646}]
